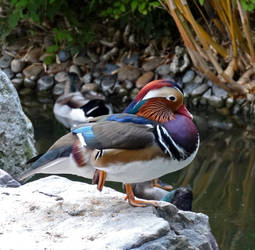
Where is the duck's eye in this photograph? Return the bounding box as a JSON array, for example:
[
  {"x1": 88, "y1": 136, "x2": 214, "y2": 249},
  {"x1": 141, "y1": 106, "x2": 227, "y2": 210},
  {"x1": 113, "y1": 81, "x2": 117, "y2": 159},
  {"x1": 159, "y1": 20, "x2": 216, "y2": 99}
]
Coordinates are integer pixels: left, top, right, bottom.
[{"x1": 167, "y1": 95, "x2": 177, "y2": 101}]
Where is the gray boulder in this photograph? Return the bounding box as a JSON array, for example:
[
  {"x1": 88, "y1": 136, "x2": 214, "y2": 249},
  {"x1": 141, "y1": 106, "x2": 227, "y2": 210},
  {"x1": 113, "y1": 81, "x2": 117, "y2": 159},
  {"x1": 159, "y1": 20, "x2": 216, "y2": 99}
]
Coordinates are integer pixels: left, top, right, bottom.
[
  {"x1": 0, "y1": 176, "x2": 218, "y2": 250},
  {"x1": 0, "y1": 70, "x2": 37, "y2": 175}
]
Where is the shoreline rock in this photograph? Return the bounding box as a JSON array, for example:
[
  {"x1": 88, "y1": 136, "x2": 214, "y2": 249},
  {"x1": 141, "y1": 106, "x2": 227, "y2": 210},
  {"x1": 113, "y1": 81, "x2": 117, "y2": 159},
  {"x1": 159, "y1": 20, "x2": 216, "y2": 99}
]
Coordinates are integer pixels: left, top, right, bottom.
[
  {"x1": 0, "y1": 176, "x2": 218, "y2": 250},
  {"x1": 0, "y1": 70, "x2": 37, "y2": 176}
]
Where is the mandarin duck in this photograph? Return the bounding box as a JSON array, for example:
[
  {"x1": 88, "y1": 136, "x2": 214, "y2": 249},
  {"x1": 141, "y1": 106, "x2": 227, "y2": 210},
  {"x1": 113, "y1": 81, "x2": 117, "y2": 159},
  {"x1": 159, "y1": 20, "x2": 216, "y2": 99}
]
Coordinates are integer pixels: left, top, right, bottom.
[
  {"x1": 19, "y1": 80, "x2": 199, "y2": 207},
  {"x1": 53, "y1": 72, "x2": 112, "y2": 128}
]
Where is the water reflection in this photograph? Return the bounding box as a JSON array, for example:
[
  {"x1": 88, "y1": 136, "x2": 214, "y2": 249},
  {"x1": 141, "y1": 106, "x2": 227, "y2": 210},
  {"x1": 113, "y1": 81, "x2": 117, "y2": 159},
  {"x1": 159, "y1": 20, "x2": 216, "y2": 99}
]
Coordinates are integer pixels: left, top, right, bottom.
[
  {"x1": 162, "y1": 112, "x2": 255, "y2": 250},
  {"x1": 22, "y1": 100, "x2": 255, "y2": 250}
]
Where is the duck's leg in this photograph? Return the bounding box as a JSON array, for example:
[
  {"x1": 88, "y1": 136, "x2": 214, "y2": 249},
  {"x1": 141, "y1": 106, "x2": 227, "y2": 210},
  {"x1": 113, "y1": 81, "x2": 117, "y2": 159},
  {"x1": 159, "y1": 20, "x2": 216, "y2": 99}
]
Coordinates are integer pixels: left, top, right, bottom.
[
  {"x1": 153, "y1": 178, "x2": 173, "y2": 191},
  {"x1": 97, "y1": 170, "x2": 106, "y2": 191},
  {"x1": 92, "y1": 170, "x2": 107, "y2": 191},
  {"x1": 124, "y1": 184, "x2": 158, "y2": 207}
]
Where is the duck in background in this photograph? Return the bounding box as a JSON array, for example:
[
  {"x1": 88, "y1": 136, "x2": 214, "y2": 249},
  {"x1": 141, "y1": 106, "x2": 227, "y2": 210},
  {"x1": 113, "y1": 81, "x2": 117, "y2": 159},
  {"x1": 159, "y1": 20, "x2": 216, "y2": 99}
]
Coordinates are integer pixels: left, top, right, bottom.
[
  {"x1": 53, "y1": 72, "x2": 112, "y2": 128},
  {"x1": 19, "y1": 80, "x2": 199, "y2": 207}
]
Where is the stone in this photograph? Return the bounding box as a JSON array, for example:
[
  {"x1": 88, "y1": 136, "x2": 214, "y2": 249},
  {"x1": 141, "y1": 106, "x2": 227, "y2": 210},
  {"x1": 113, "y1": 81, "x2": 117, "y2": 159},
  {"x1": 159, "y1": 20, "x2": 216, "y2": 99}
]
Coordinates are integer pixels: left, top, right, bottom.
[
  {"x1": 2, "y1": 68, "x2": 14, "y2": 79},
  {"x1": 87, "y1": 49, "x2": 99, "y2": 63},
  {"x1": 73, "y1": 55, "x2": 91, "y2": 65},
  {"x1": 0, "y1": 54, "x2": 13, "y2": 68},
  {"x1": 47, "y1": 62, "x2": 69, "y2": 75},
  {"x1": 169, "y1": 46, "x2": 190, "y2": 74},
  {"x1": 11, "y1": 59, "x2": 26, "y2": 73},
  {"x1": 0, "y1": 169, "x2": 21, "y2": 188},
  {"x1": 81, "y1": 83, "x2": 99, "y2": 93},
  {"x1": 23, "y1": 48, "x2": 42, "y2": 63},
  {"x1": 54, "y1": 72, "x2": 68, "y2": 83},
  {"x1": 12, "y1": 78, "x2": 24, "y2": 90},
  {"x1": 212, "y1": 85, "x2": 228, "y2": 100},
  {"x1": 82, "y1": 72, "x2": 92, "y2": 84},
  {"x1": 24, "y1": 78, "x2": 36, "y2": 89},
  {"x1": 101, "y1": 75, "x2": 117, "y2": 94},
  {"x1": 226, "y1": 97, "x2": 234, "y2": 109},
  {"x1": 182, "y1": 70, "x2": 195, "y2": 83},
  {"x1": 0, "y1": 176, "x2": 218, "y2": 250},
  {"x1": 101, "y1": 47, "x2": 118, "y2": 62},
  {"x1": 136, "y1": 71, "x2": 154, "y2": 89},
  {"x1": 117, "y1": 65, "x2": 141, "y2": 82},
  {"x1": 194, "y1": 74, "x2": 204, "y2": 84},
  {"x1": 191, "y1": 83, "x2": 209, "y2": 97},
  {"x1": 208, "y1": 95, "x2": 224, "y2": 108},
  {"x1": 104, "y1": 63, "x2": 119, "y2": 75},
  {"x1": 19, "y1": 88, "x2": 33, "y2": 96},
  {"x1": 37, "y1": 75, "x2": 55, "y2": 91},
  {"x1": 156, "y1": 64, "x2": 171, "y2": 75},
  {"x1": 123, "y1": 80, "x2": 133, "y2": 90},
  {"x1": 52, "y1": 82, "x2": 65, "y2": 96},
  {"x1": 0, "y1": 70, "x2": 36, "y2": 175},
  {"x1": 232, "y1": 103, "x2": 241, "y2": 114},
  {"x1": 142, "y1": 57, "x2": 162, "y2": 71},
  {"x1": 57, "y1": 50, "x2": 71, "y2": 63},
  {"x1": 123, "y1": 53, "x2": 139, "y2": 67},
  {"x1": 69, "y1": 65, "x2": 81, "y2": 76},
  {"x1": 183, "y1": 82, "x2": 200, "y2": 97},
  {"x1": 23, "y1": 64, "x2": 43, "y2": 79}
]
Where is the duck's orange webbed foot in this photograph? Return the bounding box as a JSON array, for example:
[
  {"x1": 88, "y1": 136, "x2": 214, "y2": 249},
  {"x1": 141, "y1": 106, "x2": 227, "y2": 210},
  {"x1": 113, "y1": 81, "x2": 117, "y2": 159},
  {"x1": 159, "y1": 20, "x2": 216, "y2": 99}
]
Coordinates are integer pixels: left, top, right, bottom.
[
  {"x1": 153, "y1": 178, "x2": 173, "y2": 191},
  {"x1": 124, "y1": 184, "x2": 159, "y2": 207}
]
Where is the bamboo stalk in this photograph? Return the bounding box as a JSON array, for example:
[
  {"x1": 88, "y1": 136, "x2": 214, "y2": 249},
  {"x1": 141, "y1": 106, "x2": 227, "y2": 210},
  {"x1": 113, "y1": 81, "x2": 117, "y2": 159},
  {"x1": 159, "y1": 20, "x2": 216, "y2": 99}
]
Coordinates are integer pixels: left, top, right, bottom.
[{"x1": 237, "y1": 0, "x2": 255, "y2": 62}]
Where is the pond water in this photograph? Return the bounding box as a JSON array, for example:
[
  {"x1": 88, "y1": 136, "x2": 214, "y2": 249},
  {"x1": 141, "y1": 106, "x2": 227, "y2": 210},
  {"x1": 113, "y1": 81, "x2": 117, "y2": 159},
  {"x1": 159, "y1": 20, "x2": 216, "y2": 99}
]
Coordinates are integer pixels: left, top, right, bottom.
[{"x1": 22, "y1": 98, "x2": 255, "y2": 250}]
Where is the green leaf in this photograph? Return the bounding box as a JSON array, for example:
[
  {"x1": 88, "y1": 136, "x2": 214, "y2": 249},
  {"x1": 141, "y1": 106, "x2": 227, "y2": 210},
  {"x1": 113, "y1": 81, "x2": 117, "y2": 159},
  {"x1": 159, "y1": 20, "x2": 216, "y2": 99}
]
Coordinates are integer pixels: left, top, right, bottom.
[{"x1": 131, "y1": 0, "x2": 138, "y2": 12}]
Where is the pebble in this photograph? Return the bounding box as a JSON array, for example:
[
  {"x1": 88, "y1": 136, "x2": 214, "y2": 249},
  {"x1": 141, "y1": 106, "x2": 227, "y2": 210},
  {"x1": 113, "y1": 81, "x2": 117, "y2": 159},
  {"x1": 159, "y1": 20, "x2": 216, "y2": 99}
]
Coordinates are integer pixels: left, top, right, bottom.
[
  {"x1": 226, "y1": 97, "x2": 234, "y2": 109},
  {"x1": 82, "y1": 73, "x2": 92, "y2": 84},
  {"x1": 69, "y1": 65, "x2": 81, "y2": 76},
  {"x1": 57, "y1": 50, "x2": 71, "y2": 63},
  {"x1": 123, "y1": 80, "x2": 133, "y2": 90},
  {"x1": 81, "y1": 83, "x2": 99, "y2": 93},
  {"x1": 182, "y1": 70, "x2": 195, "y2": 83},
  {"x1": 87, "y1": 50, "x2": 99, "y2": 63},
  {"x1": 123, "y1": 53, "x2": 139, "y2": 67},
  {"x1": 52, "y1": 82, "x2": 65, "y2": 96},
  {"x1": 208, "y1": 95, "x2": 224, "y2": 108},
  {"x1": 117, "y1": 65, "x2": 141, "y2": 82},
  {"x1": 24, "y1": 78, "x2": 36, "y2": 89},
  {"x1": 156, "y1": 64, "x2": 170, "y2": 75},
  {"x1": 191, "y1": 83, "x2": 208, "y2": 97},
  {"x1": 19, "y1": 88, "x2": 33, "y2": 96},
  {"x1": 101, "y1": 75, "x2": 117, "y2": 94},
  {"x1": 11, "y1": 59, "x2": 26, "y2": 73},
  {"x1": 12, "y1": 78, "x2": 24, "y2": 90},
  {"x1": 24, "y1": 48, "x2": 42, "y2": 63},
  {"x1": 183, "y1": 82, "x2": 199, "y2": 97},
  {"x1": 2, "y1": 68, "x2": 14, "y2": 79},
  {"x1": 104, "y1": 64, "x2": 119, "y2": 75},
  {"x1": 212, "y1": 85, "x2": 228, "y2": 99},
  {"x1": 73, "y1": 55, "x2": 91, "y2": 65},
  {"x1": 232, "y1": 103, "x2": 241, "y2": 114},
  {"x1": 55, "y1": 72, "x2": 68, "y2": 83},
  {"x1": 200, "y1": 88, "x2": 212, "y2": 105},
  {"x1": 136, "y1": 71, "x2": 154, "y2": 89},
  {"x1": 142, "y1": 57, "x2": 162, "y2": 71},
  {"x1": 23, "y1": 64, "x2": 43, "y2": 79},
  {"x1": 130, "y1": 88, "x2": 139, "y2": 99},
  {"x1": 194, "y1": 74, "x2": 204, "y2": 84},
  {"x1": 0, "y1": 55, "x2": 13, "y2": 68},
  {"x1": 37, "y1": 75, "x2": 55, "y2": 91}
]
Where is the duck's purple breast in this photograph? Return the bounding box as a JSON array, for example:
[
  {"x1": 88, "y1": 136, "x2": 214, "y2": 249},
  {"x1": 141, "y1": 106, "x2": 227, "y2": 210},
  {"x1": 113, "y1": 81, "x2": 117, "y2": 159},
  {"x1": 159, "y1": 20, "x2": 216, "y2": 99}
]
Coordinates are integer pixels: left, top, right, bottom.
[{"x1": 163, "y1": 114, "x2": 199, "y2": 154}]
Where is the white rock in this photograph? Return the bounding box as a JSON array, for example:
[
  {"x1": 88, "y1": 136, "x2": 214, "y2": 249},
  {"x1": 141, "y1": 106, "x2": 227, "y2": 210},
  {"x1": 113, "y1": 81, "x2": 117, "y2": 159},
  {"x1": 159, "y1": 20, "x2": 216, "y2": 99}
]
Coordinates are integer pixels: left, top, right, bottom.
[{"x1": 0, "y1": 176, "x2": 217, "y2": 250}]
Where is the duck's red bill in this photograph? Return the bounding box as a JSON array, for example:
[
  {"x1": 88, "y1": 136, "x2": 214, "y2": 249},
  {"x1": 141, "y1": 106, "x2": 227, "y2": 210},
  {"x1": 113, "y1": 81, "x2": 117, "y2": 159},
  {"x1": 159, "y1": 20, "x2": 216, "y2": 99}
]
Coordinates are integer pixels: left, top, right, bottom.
[{"x1": 177, "y1": 104, "x2": 193, "y2": 119}]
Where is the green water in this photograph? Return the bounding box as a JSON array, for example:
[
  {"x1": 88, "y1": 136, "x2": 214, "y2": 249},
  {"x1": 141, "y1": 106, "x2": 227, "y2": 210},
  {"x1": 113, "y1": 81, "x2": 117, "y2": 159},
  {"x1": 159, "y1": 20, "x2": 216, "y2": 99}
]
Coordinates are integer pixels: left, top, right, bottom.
[{"x1": 23, "y1": 101, "x2": 255, "y2": 250}]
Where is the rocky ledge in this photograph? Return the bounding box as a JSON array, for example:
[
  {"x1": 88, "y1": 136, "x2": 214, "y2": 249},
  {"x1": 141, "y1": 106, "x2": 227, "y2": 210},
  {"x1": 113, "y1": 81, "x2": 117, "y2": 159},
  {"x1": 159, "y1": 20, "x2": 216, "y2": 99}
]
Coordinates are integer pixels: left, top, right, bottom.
[{"x1": 0, "y1": 176, "x2": 218, "y2": 250}]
